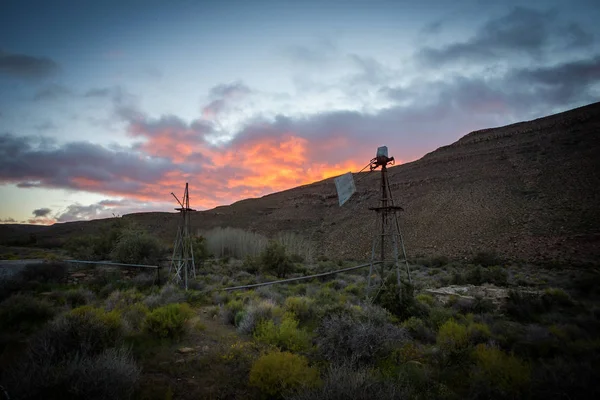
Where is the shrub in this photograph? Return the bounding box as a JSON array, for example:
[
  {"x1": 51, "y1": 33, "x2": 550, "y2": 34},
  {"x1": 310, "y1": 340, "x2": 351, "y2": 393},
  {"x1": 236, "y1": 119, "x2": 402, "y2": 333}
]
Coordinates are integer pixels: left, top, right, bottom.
[
  {"x1": 284, "y1": 296, "x2": 315, "y2": 324},
  {"x1": 0, "y1": 294, "x2": 55, "y2": 333},
  {"x1": 261, "y1": 240, "x2": 294, "y2": 278},
  {"x1": 467, "y1": 322, "x2": 491, "y2": 344},
  {"x1": 416, "y1": 293, "x2": 436, "y2": 307},
  {"x1": 249, "y1": 351, "x2": 321, "y2": 397},
  {"x1": 374, "y1": 280, "x2": 427, "y2": 321},
  {"x1": 505, "y1": 290, "x2": 546, "y2": 322},
  {"x1": 143, "y1": 283, "x2": 185, "y2": 309},
  {"x1": 471, "y1": 251, "x2": 502, "y2": 267},
  {"x1": 13, "y1": 306, "x2": 125, "y2": 378},
  {"x1": 402, "y1": 317, "x2": 435, "y2": 343},
  {"x1": 110, "y1": 229, "x2": 163, "y2": 265},
  {"x1": 470, "y1": 344, "x2": 530, "y2": 398},
  {"x1": 19, "y1": 262, "x2": 68, "y2": 283},
  {"x1": 221, "y1": 299, "x2": 244, "y2": 325},
  {"x1": 144, "y1": 303, "x2": 193, "y2": 339},
  {"x1": 543, "y1": 287, "x2": 573, "y2": 307},
  {"x1": 254, "y1": 313, "x2": 311, "y2": 352},
  {"x1": 437, "y1": 319, "x2": 469, "y2": 353},
  {"x1": 131, "y1": 272, "x2": 156, "y2": 289},
  {"x1": 289, "y1": 363, "x2": 403, "y2": 400},
  {"x1": 316, "y1": 312, "x2": 408, "y2": 366},
  {"x1": 485, "y1": 266, "x2": 509, "y2": 286},
  {"x1": 242, "y1": 255, "x2": 261, "y2": 274},
  {"x1": 63, "y1": 288, "x2": 96, "y2": 308},
  {"x1": 121, "y1": 302, "x2": 150, "y2": 334},
  {"x1": 5, "y1": 345, "x2": 139, "y2": 400},
  {"x1": 428, "y1": 306, "x2": 456, "y2": 330},
  {"x1": 237, "y1": 300, "x2": 279, "y2": 335},
  {"x1": 105, "y1": 288, "x2": 143, "y2": 311}
]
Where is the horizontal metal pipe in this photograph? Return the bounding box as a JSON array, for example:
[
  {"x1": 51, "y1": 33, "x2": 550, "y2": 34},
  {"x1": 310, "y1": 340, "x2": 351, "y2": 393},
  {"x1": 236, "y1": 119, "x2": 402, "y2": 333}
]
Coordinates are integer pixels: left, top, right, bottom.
[
  {"x1": 63, "y1": 260, "x2": 159, "y2": 269},
  {"x1": 220, "y1": 261, "x2": 382, "y2": 292}
]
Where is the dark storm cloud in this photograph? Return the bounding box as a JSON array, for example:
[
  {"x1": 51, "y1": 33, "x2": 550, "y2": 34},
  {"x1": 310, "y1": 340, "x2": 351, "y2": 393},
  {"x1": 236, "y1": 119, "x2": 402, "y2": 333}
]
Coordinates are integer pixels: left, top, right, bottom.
[
  {"x1": 419, "y1": 7, "x2": 594, "y2": 65},
  {"x1": 0, "y1": 50, "x2": 59, "y2": 79},
  {"x1": 0, "y1": 133, "x2": 175, "y2": 194},
  {"x1": 32, "y1": 207, "x2": 51, "y2": 217}
]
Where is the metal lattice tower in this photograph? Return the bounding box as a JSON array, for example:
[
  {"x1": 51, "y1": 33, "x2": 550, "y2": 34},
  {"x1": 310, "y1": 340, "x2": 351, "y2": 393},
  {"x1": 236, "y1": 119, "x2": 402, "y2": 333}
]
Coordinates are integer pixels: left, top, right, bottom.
[
  {"x1": 169, "y1": 182, "x2": 196, "y2": 290},
  {"x1": 366, "y1": 147, "x2": 412, "y2": 301}
]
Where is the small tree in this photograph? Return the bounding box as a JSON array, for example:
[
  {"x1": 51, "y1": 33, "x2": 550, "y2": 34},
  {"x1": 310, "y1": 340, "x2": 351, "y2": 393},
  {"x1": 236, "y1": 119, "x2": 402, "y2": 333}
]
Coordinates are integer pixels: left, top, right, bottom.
[
  {"x1": 111, "y1": 229, "x2": 163, "y2": 265},
  {"x1": 192, "y1": 235, "x2": 210, "y2": 261},
  {"x1": 260, "y1": 240, "x2": 294, "y2": 278}
]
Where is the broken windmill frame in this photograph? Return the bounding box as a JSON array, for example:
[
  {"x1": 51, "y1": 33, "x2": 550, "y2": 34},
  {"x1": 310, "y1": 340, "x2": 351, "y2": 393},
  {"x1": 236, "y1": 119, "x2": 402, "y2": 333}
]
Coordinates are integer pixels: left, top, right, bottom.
[
  {"x1": 334, "y1": 146, "x2": 412, "y2": 300},
  {"x1": 169, "y1": 182, "x2": 196, "y2": 290}
]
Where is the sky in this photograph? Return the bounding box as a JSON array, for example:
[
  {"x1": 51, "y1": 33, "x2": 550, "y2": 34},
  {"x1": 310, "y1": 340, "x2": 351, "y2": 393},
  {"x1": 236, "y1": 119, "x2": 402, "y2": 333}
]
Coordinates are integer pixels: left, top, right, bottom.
[{"x1": 1, "y1": 0, "x2": 599, "y2": 225}]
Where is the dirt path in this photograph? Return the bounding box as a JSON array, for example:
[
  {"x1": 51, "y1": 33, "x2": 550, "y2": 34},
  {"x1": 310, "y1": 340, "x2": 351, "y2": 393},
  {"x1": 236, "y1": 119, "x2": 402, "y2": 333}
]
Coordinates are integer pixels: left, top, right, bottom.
[{"x1": 135, "y1": 306, "x2": 254, "y2": 400}]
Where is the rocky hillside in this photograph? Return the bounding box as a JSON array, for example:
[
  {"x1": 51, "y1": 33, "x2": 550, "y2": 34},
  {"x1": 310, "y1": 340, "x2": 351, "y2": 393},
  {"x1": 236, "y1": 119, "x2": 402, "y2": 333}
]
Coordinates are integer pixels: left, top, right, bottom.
[{"x1": 3, "y1": 102, "x2": 600, "y2": 264}]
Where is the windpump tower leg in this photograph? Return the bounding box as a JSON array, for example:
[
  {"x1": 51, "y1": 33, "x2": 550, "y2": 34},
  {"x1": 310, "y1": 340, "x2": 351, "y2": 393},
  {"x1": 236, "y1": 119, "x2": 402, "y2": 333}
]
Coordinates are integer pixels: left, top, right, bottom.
[
  {"x1": 170, "y1": 182, "x2": 197, "y2": 290},
  {"x1": 366, "y1": 146, "x2": 411, "y2": 301}
]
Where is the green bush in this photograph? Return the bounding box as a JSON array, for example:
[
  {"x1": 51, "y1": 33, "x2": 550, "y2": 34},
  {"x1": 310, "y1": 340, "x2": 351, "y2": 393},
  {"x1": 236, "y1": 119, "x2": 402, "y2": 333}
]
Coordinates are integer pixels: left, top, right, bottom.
[
  {"x1": 121, "y1": 302, "x2": 150, "y2": 334},
  {"x1": 284, "y1": 296, "x2": 315, "y2": 324},
  {"x1": 290, "y1": 363, "x2": 405, "y2": 400},
  {"x1": 470, "y1": 344, "x2": 530, "y2": 398},
  {"x1": 63, "y1": 288, "x2": 96, "y2": 308},
  {"x1": 437, "y1": 319, "x2": 469, "y2": 353},
  {"x1": 110, "y1": 229, "x2": 163, "y2": 265},
  {"x1": 543, "y1": 287, "x2": 573, "y2": 307},
  {"x1": 467, "y1": 322, "x2": 491, "y2": 344},
  {"x1": 221, "y1": 299, "x2": 244, "y2": 325},
  {"x1": 65, "y1": 218, "x2": 129, "y2": 260},
  {"x1": 0, "y1": 294, "x2": 55, "y2": 333},
  {"x1": 1, "y1": 302, "x2": 130, "y2": 400},
  {"x1": 254, "y1": 313, "x2": 311, "y2": 352},
  {"x1": 428, "y1": 306, "x2": 456, "y2": 330},
  {"x1": 316, "y1": 312, "x2": 407, "y2": 366},
  {"x1": 23, "y1": 305, "x2": 124, "y2": 361},
  {"x1": 237, "y1": 299, "x2": 279, "y2": 335},
  {"x1": 485, "y1": 266, "x2": 509, "y2": 286},
  {"x1": 374, "y1": 280, "x2": 427, "y2": 321},
  {"x1": 416, "y1": 293, "x2": 436, "y2": 307},
  {"x1": 249, "y1": 350, "x2": 321, "y2": 397},
  {"x1": 402, "y1": 316, "x2": 435, "y2": 343},
  {"x1": 505, "y1": 290, "x2": 547, "y2": 322},
  {"x1": 144, "y1": 303, "x2": 193, "y2": 339},
  {"x1": 105, "y1": 288, "x2": 144, "y2": 311},
  {"x1": 260, "y1": 240, "x2": 294, "y2": 278}
]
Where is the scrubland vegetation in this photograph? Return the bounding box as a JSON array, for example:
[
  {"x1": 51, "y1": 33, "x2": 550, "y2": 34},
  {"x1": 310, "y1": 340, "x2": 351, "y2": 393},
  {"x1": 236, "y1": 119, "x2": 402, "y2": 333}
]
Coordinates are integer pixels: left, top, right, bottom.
[{"x1": 1, "y1": 228, "x2": 599, "y2": 400}]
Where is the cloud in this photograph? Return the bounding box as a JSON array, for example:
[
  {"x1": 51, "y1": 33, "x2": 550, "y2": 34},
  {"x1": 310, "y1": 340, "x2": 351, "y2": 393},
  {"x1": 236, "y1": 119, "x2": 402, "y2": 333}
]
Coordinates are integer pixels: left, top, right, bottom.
[
  {"x1": 419, "y1": 7, "x2": 594, "y2": 65},
  {"x1": 3, "y1": 42, "x2": 599, "y2": 222},
  {"x1": 55, "y1": 203, "x2": 105, "y2": 222},
  {"x1": 27, "y1": 217, "x2": 56, "y2": 225},
  {"x1": 0, "y1": 50, "x2": 59, "y2": 79},
  {"x1": 32, "y1": 207, "x2": 52, "y2": 217},
  {"x1": 33, "y1": 84, "x2": 72, "y2": 101},
  {"x1": 202, "y1": 82, "x2": 252, "y2": 120},
  {"x1": 55, "y1": 199, "x2": 174, "y2": 223},
  {"x1": 0, "y1": 217, "x2": 16, "y2": 223},
  {"x1": 84, "y1": 88, "x2": 113, "y2": 98}
]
